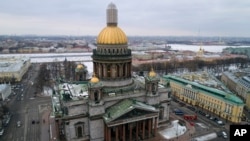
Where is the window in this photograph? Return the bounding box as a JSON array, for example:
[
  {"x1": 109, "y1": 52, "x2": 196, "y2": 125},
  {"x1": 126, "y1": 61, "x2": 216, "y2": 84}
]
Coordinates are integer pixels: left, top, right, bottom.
[
  {"x1": 94, "y1": 90, "x2": 99, "y2": 103},
  {"x1": 75, "y1": 122, "x2": 85, "y2": 138},
  {"x1": 152, "y1": 83, "x2": 157, "y2": 95},
  {"x1": 77, "y1": 126, "x2": 83, "y2": 137},
  {"x1": 107, "y1": 65, "x2": 111, "y2": 77},
  {"x1": 159, "y1": 107, "x2": 164, "y2": 120}
]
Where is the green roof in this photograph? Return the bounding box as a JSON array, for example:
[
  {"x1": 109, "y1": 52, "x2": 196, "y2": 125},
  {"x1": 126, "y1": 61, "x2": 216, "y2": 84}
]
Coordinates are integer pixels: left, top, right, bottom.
[
  {"x1": 103, "y1": 99, "x2": 158, "y2": 123},
  {"x1": 163, "y1": 75, "x2": 244, "y2": 105}
]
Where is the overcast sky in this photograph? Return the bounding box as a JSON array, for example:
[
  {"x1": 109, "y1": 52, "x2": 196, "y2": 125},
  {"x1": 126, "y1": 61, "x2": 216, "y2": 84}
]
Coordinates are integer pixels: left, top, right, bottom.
[{"x1": 0, "y1": 0, "x2": 250, "y2": 37}]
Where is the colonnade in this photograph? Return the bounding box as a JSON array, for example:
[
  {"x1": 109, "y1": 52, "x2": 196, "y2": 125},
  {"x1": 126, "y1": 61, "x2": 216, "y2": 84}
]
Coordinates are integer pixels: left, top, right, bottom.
[
  {"x1": 104, "y1": 117, "x2": 157, "y2": 141},
  {"x1": 94, "y1": 62, "x2": 131, "y2": 79}
]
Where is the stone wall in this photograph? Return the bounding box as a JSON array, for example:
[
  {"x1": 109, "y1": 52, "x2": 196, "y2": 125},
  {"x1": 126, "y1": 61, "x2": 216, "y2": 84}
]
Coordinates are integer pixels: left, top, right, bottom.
[{"x1": 89, "y1": 118, "x2": 104, "y2": 141}]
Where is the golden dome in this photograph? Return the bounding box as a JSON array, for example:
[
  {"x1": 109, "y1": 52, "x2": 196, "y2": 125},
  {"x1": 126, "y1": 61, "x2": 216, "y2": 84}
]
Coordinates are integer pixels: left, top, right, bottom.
[
  {"x1": 149, "y1": 68, "x2": 156, "y2": 77},
  {"x1": 97, "y1": 26, "x2": 127, "y2": 44},
  {"x1": 90, "y1": 74, "x2": 100, "y2": 83},
  {"x1": 76, "y1": 64, "x2": 84, "y2": 70}
]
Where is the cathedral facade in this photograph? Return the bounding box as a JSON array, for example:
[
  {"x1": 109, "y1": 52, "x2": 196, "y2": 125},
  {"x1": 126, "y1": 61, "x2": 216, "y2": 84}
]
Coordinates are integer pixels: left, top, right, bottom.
[{"x1": 52, "y1": 3, "x2": 170, "y2": 141}]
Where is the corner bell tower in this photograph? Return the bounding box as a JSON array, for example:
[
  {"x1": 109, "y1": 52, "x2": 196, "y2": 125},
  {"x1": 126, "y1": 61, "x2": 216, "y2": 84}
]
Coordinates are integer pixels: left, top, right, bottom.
[{"x1": 92, "y1": 2, "x2": 132, "y2": 87}]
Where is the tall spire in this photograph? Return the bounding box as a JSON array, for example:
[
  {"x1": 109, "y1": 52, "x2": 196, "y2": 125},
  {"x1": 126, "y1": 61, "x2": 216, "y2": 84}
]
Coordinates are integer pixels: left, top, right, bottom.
[{"x1": 106, "y1": 2, "x2": 118, "y2": 26}]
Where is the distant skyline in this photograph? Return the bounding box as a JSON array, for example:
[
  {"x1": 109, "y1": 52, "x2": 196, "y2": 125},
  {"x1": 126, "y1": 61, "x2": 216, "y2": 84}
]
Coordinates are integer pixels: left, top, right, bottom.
[{"x1": 0, "y1": 0, "x2": 250, "y2": 37}]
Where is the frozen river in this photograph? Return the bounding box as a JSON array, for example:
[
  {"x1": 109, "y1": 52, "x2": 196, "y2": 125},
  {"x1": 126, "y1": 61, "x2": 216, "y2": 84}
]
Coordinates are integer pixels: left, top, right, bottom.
[
  {"x1": 0, "y1": 52, "x2": 92, "y2": 63},
  {"x1": 170, "y1": 44, "x2": 250, "y2": 52},
  {"x1": 1, "y1": 44, "x2": 249, "y2": 66},
  {"x1": 1, "y1": 52, "x2": 94, "y2": 73}
]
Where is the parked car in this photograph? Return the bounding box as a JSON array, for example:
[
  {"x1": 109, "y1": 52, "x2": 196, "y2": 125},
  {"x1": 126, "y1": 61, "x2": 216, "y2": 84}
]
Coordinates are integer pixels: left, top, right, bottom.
[
  {"x1": 0, "y1": 128, "x2": 4, "y2": 136},
  {"x1": 210, "y1": 116, "x2": 215, "y2": 120},
  {"x1": 198, "y1": 111, "x2": 206, "y2": 116},
  {"x1": 221, "y1": 131, "x2": 227, "y2": 139},
  {"x1": 17, "y1": 121, "x2": 21, "y2": 127},
  {"x1": 173, "y1": 109, "x2": 184, "y2": 115},
  {"x1": 217, "y1": 120, "x2": 224, "y2": 125},
  {"x1": 205, "y1": 114, "x2": 210, "y2": 118},
  {"x1": 213, "y1": 117, "x2": 218, "y2": 121},
  {"x1": 187, "y1": 106, "x2": 195, "y2": 111},
  {"x1": 3, "y1": 117, "x2": 11, "y2": 127}
]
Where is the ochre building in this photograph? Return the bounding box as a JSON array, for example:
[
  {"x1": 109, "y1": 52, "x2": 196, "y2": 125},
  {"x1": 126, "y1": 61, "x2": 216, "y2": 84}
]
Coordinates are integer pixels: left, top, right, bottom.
[
  {"x1": 163, "y1": 75, "x2": 244, "y2": 123},
  {"x1": 0, "y1": 56, "x2": 31, "y2": 82}
]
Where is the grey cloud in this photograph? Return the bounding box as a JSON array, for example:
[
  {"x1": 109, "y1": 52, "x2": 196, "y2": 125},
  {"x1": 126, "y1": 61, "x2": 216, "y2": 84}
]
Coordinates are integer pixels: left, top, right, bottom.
[{"x1": 0, "y1": 0, "x2": 249, "y2": 36}]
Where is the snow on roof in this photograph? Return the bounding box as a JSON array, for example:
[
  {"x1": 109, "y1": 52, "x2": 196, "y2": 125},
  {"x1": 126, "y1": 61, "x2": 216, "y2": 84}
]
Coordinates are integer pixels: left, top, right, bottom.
[
  {"x1": 59, "y1": 83, "x2": 88, "y2": 99},
  {"x1": 0, "y1": 56, "x2": 30, "y2": 72},
  {"x1": 0, "y1": 84, "x2": 10, "y2": 91}
]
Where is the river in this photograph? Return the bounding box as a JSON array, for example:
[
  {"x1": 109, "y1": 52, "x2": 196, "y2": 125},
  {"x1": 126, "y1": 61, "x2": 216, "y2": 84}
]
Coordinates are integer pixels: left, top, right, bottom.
[{"x1": 170, "y1": 44, "x2": 250, "y2": 52}]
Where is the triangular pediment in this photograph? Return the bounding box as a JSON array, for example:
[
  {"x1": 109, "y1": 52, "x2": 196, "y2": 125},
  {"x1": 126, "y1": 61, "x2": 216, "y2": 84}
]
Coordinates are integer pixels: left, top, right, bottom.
[
  {"x1": 103, "y1": 99, "x2": 158, "y2": 123},
  {"x1": 115, "y1": 108, "x2": 155, "y2": 121}
]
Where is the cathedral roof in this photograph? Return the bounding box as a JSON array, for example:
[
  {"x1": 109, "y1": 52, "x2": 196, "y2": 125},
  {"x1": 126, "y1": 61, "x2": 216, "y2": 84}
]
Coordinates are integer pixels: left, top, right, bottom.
[
  {"x1": 97, "y1": 26, "x2": 127, "y2": 44},
  {"x1": 76, "y1": 64, "x2": 84, "y2": 70},
  {"x1": 90, "y1": 74, "x2": 100, "y2": 83},
  {"x1": 97, "y1": 3, "x2": 127, "y2": 45},
  {"x1": 103, "y1": 99, "x2": 158, "y2": 123},
  {"x1": 75, "y1": 64, "x2": 87, "y2": 73},
  {"x1": 149, "y1": 68, "x2": 157, "y2": 77}
]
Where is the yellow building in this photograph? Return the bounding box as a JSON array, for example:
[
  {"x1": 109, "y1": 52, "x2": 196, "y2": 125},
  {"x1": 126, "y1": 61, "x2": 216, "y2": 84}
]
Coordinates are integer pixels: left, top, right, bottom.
[
  {"x1": 222, "y1": 71, "x2": 250, "y2": 112},
  {"x1": 0, "y1": 56, "x2": 31, "y2": 82},
  {"x1": 163, "y1": 75, "x2": 244, "y2": 123},
  {"x1": 246, "y1": 92, "x2": 250, "y2": 112},
  {"x1": 221, "y1": 71, "x2": 238, "y2": 93}
]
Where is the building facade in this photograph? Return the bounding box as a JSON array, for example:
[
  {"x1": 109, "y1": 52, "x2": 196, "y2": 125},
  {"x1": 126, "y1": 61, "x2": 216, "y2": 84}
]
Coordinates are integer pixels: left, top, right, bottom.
[
  {"x1": 163, "y1": 75, "x2": 244, "y2": 123},
  {"x1": 52, "y1": 3, "x2": 170, "y2": 141},
  {"x1": 221, "y1": 70, "x2": 250, "y2": 111},
  {"x1": 0, "y1": 56, "x2": 31, "y2": 82}
]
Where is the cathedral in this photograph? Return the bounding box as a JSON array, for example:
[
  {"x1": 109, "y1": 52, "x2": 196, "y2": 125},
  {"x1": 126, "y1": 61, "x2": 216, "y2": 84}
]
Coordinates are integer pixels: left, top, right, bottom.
[{"x1": 52, "y1": 3, "x2": 170, "y2": 141}]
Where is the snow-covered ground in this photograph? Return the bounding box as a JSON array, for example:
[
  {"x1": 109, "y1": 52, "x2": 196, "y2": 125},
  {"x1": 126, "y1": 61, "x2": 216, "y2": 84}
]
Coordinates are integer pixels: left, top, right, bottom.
[
  {"x1": 159, "y1": 120, "x2": 187, "y2": 139},
  {"x1": 42, "y1": 86, "x2": 53, "y2": 96},
  {"x1": 196, "y1": 123, "x2": 209, "y2": 129},
  {"x1": 192, "y1": 132, "x2": 217, "y2": 141}
]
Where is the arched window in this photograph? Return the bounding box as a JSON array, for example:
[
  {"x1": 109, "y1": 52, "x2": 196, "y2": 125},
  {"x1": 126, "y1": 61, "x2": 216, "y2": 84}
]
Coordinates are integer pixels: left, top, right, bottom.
[
  {"x1": 107, "y1": 65, "x2": 111, "y2": 77},
  {"x1": 159, "y1": 107, "x2": 164, "y2": 120},
  {"x1": 123, "y1": 64, "x2": 126, "y2": 77},
  {"x1": 117, "y1": 65, "x2": 120, "y2": 77},
  {"x1": 75, "y1": 122, "x2": 84, "y2": 138},
  {"x1": 152, "y1": 83, "x2": 157, "y2": 95},
  {"x1": 94, "y1": 90, "x2": 99, "y2": 102},
  {"x1": 77, "y1": 126, "x2": 83, "y2": 137}
]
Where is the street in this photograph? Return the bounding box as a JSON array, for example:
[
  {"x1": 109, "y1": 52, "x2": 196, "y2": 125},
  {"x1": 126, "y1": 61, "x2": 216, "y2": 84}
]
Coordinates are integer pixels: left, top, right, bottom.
[
  {"x1": 0, "y1": 64, "x2": 51, "y2": 141},
  {"x1": 169, "y1": 99, "x2": 230, "y2": 141}
]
